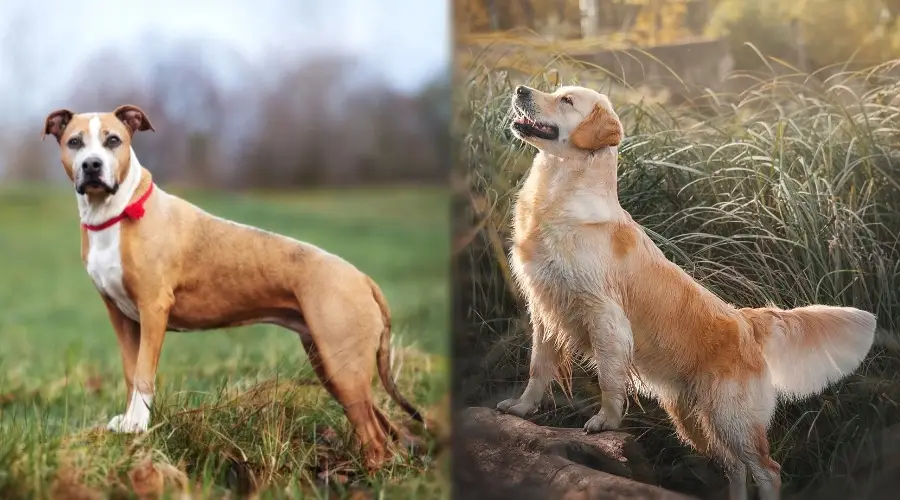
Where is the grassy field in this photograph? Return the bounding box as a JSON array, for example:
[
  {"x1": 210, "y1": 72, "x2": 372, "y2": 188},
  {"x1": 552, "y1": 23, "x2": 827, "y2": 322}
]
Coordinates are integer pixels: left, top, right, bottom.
[
  {"x1": 456, "y1": 54, "x2": 900, "y2": 498},
  {"x1": 0, "y1": 184, "x2": 449, "y2": 499}
]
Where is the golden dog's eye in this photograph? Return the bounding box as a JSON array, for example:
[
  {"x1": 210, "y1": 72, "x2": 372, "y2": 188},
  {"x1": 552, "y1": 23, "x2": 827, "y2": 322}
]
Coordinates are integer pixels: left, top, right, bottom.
[
  {"x1": 66, "y1": 137, "x2": 83, "y2": 149},
  {"x1": 561, "y1": 96, "x2": 573, "y2": 106},
  {"x1": 105, "y1": 136, "x2": 121, "y2": 148}
]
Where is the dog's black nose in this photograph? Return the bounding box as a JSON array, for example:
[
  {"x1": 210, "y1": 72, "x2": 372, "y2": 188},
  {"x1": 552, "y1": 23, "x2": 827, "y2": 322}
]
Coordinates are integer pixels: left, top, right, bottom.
[
  {"x1": 81, "y1": 157, "x2": 102, "y2": 174},
  {"x1": 516, "y1": 86, "x2": 530, "y2": 97}
]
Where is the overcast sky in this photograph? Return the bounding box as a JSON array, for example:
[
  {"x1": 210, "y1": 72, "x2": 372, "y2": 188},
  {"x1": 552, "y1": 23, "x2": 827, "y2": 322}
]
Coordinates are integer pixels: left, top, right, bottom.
[{"x1": 0, "y1": 0, "x2": 449, "y2": 125}]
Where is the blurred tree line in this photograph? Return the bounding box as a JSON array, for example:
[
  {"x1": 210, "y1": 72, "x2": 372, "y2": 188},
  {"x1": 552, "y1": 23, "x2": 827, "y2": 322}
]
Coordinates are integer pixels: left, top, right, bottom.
[
  {"x1": 454, "y1": 0, "x2": 711, "y2": 43},
  {"x1": 708, "y1": 0, "x2": 900, "y2": 71},
  {"x1": 456, "y1": 0, "x2": 900, "y2": 71},
  {"x1": 7, "y1": 42, "x2": 449, "y2": 188}
]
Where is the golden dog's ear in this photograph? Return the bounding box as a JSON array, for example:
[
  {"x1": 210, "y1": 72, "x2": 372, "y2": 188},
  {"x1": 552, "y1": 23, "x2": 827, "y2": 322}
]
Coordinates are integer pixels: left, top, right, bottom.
[
  {"x1": 42, "y1": 109, "x2": 74, "y2": 142},
  {"x1": 114, "y1": 104, "x2": 155, "y2": 134},
  {"x1": 570, "y1": 104, "x2": 622, "y2": 150}
]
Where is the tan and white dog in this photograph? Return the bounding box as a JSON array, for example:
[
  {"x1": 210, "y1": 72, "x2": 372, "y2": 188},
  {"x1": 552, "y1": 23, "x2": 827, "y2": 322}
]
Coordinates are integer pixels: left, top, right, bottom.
[
  {"x1": 495, "y1": 85, "x2": 877, "y2": 500},
  {"x1": 42, "y1": 105, "x2": 422, "y2": 468}
]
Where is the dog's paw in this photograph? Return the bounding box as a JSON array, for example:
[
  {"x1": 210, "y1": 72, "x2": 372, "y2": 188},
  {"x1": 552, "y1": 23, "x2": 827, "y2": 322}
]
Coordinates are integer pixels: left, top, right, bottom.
[
  {"x1": 107, "y1": 414, "x2": 148, "y2": 433},
  {"x1": 583, "y1": 410, "x2": 622, "y2": 434},
  {"x1": 496, "y1": 398, "x2": 537, "y2": 418},
  {"x1": 495, "y1": 398, "x2": 519, "y2": 412}
]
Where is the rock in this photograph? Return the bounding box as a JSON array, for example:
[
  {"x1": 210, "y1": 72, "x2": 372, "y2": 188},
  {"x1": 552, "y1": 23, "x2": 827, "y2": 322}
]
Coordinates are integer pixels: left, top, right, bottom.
[{"x1": 453, "y1": 406, "x2": 699, "y2": 500}]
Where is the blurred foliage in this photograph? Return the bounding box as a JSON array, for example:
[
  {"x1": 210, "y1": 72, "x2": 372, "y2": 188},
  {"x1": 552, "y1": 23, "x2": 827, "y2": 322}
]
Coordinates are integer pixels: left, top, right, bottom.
[
  {"x1": 628, "y1": 0, "x2": 693, "y2": 45},
  {"x1": 708, "y1": 0, "x2": 900, "y2": 70},
  {"x1": 457, "y1": 0, "x2": 900, "y2": 76},
  {"x1": 705, "y1": 0, "x2": 796, "y2": 70},
  {"x1": 454, "y1": 0, "x2": 573, "y2": 36},
  {"x1": 5, "y1": 48, "x2": 449, "y2": 188},
  {"x1": 455, "y1": 0, "x2": 707, "y2": 43}
]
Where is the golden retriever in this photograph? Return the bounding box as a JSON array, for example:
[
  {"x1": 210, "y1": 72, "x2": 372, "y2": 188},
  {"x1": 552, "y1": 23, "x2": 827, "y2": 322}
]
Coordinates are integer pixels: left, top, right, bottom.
[{"x1": 495, "y1": 85, "x2": 877, "y2": 500}]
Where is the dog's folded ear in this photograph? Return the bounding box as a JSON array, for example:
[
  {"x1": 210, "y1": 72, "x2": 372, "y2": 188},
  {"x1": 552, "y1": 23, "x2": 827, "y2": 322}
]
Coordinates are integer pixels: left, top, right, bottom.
[
  {"x1": 42, "y1": 109, "x2": 74, "y2": 142},
  {"x1": 114, "y1": 104, "x2": 155, "y2": 134},
  {"x1": 570, "y1": 104, "x2": 623, "y2": 151}
]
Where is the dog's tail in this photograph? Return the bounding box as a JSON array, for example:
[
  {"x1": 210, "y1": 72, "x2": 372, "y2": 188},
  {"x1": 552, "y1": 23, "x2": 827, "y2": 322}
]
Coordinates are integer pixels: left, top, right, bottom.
[
  {"x1": 741, "y1": 305, "x2": 876, "y2": 400},
  {"x1": 369, "y1": 278, "x2": 424, "y2": 424}
]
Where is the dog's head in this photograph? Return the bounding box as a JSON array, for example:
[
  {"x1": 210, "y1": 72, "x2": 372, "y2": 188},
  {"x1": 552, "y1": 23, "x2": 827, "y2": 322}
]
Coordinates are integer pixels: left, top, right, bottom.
[
  {"x1": 510, "y1": 85, "x2": 623, "y2": 156},
  {"x1": 42, "y1": 105, "x2": 154, "y2": 197}
]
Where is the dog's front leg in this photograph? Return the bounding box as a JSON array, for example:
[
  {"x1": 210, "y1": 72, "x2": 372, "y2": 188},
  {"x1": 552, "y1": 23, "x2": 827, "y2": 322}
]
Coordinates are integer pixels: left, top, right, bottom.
[
  {"x1": 497, "y1": 316, "x2": 561, "y2": 418},
  {"x1": 101, "y1": 298, "x2": 140, "y2": 410},
  {"x1": 107, "y1": 299, "x2": 170, "y2": 434},
  {"x1": 583, "y1": 303, "x2": 633, "y2": 433}
]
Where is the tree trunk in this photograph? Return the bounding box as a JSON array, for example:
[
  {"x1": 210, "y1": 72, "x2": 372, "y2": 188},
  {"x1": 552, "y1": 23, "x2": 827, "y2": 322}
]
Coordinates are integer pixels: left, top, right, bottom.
[
  {"x1": 488, "y1": 0, "x2": 499, "y2": 31},
  {"x1": 791, "y1": 18, "x2": 808, "y2": 73},
  {"x1": 579, "y1": 0, "x2": 601, "y2": 38}
]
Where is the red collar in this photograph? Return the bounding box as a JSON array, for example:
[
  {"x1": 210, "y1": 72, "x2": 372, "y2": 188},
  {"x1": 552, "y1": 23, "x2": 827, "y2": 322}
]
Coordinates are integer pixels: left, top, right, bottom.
[{"x1": 81, "y1": 183, "x2": 155, "y2": 232}]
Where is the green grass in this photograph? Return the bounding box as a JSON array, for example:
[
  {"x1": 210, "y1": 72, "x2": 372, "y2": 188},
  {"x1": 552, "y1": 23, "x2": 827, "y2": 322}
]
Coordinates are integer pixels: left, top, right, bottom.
[
  {"x1": 0, "y1": 184, "x2": 449, "y2": 499},
  {"x1": 456, "y1": 53, "x2": 900, "y2": 498}
]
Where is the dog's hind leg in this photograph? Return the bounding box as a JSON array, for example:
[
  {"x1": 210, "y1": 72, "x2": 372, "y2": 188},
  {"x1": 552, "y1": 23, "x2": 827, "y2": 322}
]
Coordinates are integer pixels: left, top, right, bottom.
[
  {"x1": 662, "y1": 396, "x2": 750, "y2": 500},
  {"x1": 497, "y1": 316, "x2": 563, "y2": 418},
  {"x1": 660, "y1": 396, "x2": 712, "y2": 453},
  {"x1": 746, "y1": 425, "x2": 782, "y2": 500},
  {"x1": 583, "y1": 303, "x2": 633, "y2": 432},
  {"x1": 702, "y1": 381, "x2": 781, "y2": 500},
  {"x1": 297, "y1": 291, "x2": 394, "y2": 470},
  {"x1": 303, "y1": 338, "x2": 392, "y2": 469},
  {"x1": 709, "y1": 421, "x2": 779, "y2": 500}
]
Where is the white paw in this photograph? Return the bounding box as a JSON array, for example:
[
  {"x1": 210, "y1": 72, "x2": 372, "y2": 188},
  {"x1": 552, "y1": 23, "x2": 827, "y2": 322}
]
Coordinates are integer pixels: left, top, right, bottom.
[
  {"x1": 583, "y1": 409, "x2": 622, "y2": 433},
  {"x1": 107, "y1": 414, "x2": 148, "y2": 433},
  {"x1": 496, "y1": 398, "x2": 538, "y2": 418}
]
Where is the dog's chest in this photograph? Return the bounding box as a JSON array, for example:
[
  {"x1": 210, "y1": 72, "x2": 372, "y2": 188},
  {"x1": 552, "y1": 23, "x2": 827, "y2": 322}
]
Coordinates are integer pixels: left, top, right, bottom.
[
  {"x1": 85, "y1": 227, "x2": 140, "y2": 322},
  {"x1": 513, "y1": 230, "x2": 608, "y2": 300},
  {"x1": 511, "y1": 213, "x2": 623, "y2": 317}
]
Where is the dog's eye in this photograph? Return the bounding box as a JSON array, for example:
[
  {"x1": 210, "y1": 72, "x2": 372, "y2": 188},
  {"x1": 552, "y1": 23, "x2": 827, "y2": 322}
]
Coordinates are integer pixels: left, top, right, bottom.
[
  {"x1": 105, "y1": 136, "x2": 121, "y2": 148},
  {"x1": 66, "y1": 137, "x2": 83, "y2": 149},
  {"x1": 561, "y1": 96, "x2": 574, "y2": 106}
]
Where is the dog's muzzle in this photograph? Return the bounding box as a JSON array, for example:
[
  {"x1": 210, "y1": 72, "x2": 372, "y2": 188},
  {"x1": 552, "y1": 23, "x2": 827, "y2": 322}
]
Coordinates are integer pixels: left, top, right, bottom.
[
  {"x1": 75, "y1": 156, "x2": 118, "y2": 195},
  {"x1": 511, "y1": 86, "x2": 559, "y2": 140}
]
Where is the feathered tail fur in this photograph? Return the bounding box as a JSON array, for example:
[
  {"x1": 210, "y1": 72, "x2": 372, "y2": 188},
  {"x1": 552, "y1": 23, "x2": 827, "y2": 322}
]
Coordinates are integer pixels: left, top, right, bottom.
[{"x1": 741, "y1": 305, "x2": 876, "y2": 400}]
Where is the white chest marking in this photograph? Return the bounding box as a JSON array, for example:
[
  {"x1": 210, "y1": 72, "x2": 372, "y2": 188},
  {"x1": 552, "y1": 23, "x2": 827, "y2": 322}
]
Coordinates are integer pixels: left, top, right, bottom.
[
  {"x1": 86, "y1": 225, "x2": 140, "y2": 321},
  {"x1": 76, "y1": 116, "x2": 144, "y2": 321}
]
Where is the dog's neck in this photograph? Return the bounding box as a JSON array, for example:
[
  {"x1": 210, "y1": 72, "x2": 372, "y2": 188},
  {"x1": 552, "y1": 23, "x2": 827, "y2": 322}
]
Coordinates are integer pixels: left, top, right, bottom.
[
  {"x1": 76, "y1": 148, "x2": 146, "y2": 226},
  {"x1": 576, "y1": 147, "x2": 620, "y2": 202},
  {"x1": 529, "y1": 147, "x2": 623, "y2": 223}
]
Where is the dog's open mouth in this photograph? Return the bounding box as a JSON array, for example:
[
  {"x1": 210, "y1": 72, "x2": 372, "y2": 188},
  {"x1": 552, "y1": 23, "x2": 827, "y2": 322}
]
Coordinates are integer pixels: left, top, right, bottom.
[
  {"x1": 512, "y1": 113, "x2": 559, "y2": 140},
  {"x1": 77, "y1": 179, "x2": 118, "y2": 195}
]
